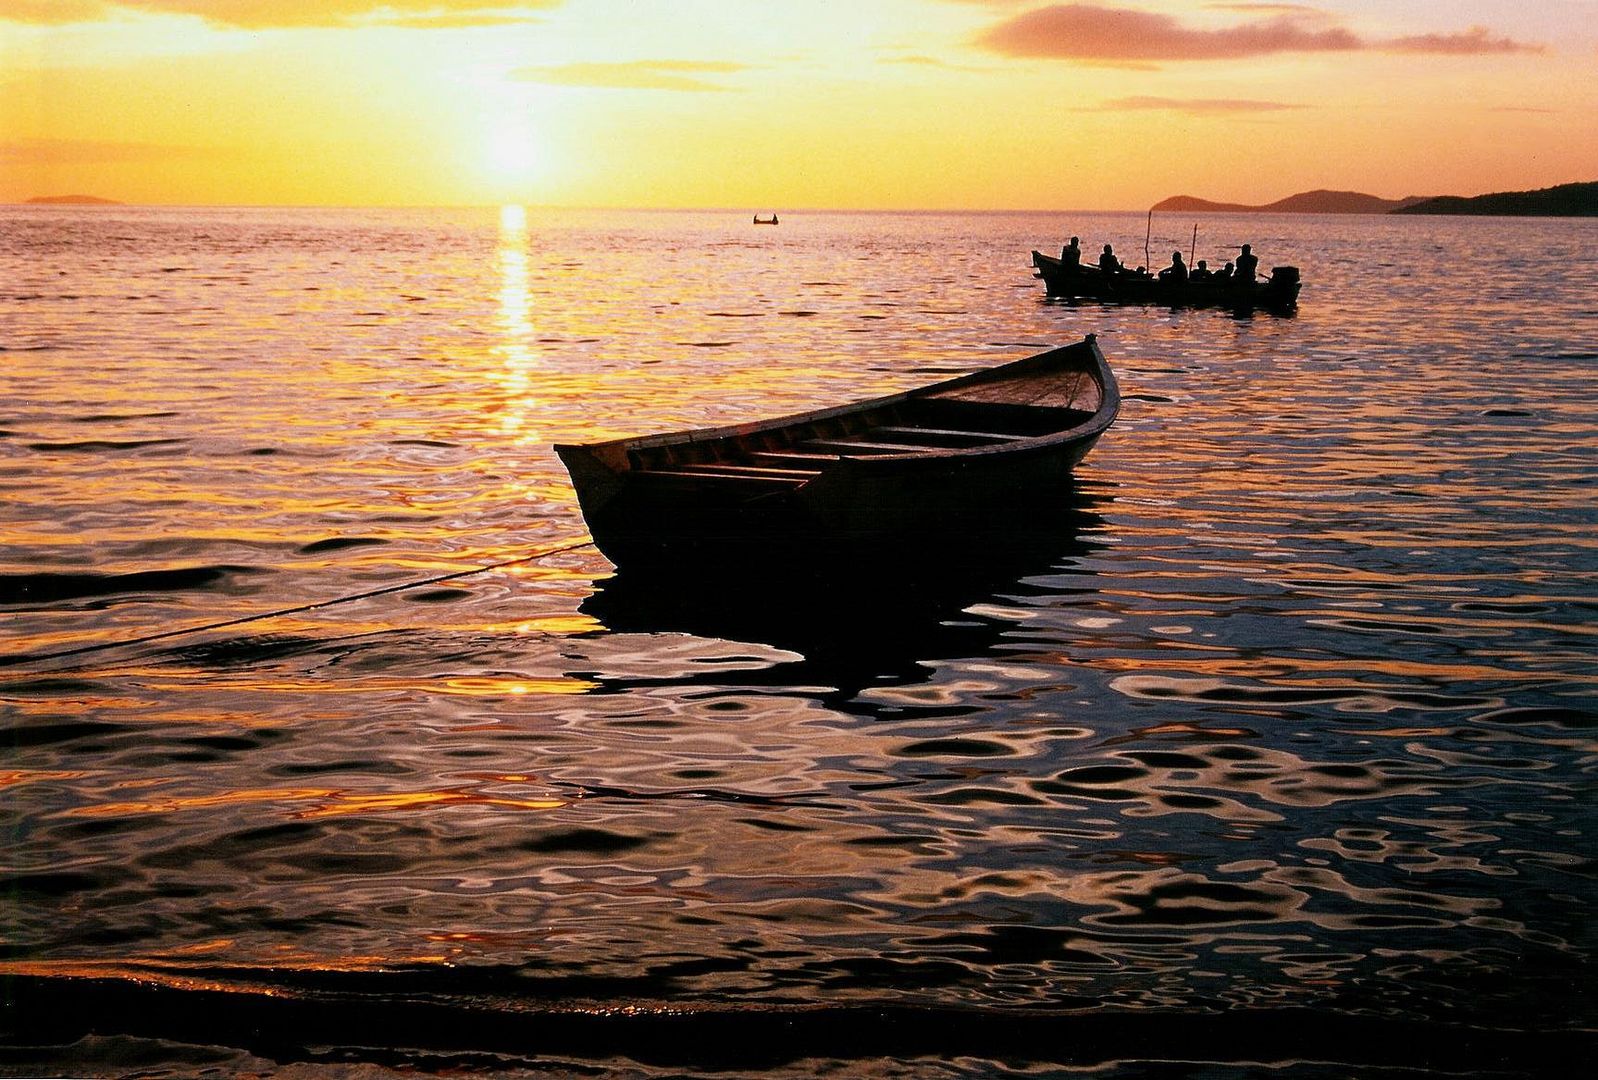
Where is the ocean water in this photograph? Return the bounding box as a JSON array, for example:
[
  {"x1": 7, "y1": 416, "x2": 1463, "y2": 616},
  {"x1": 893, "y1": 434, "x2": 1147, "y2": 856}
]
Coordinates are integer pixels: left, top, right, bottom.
[{"x1": 1, "y1": 205, "x2": 1595, "y2": 1077}]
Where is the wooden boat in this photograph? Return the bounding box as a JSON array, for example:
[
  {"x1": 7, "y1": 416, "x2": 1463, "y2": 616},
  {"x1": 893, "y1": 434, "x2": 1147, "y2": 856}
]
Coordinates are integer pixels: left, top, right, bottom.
[
  {"x1": 555, "y1": 336, "x2": 1119, "y2": 565},
  {"x1": 753, "y1": 214, "x2": 779, "y2": 225},
  {"x1": 1031, "y1": 250, "x2": 1300, "y2": 312}
]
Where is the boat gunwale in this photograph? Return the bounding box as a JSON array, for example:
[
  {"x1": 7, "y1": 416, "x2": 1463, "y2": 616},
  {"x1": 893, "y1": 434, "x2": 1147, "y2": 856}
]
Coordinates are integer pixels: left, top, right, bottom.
[{"x1": 552, "y1": 337, "x2": 1118, "y2": 470}]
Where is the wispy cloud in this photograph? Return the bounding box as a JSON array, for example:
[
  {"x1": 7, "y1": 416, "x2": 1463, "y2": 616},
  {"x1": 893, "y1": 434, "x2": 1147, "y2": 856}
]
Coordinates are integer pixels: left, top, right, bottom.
[
  {"x1": 1388, "y1": 28, "x2": 1538, "y2": 55},
  {"x1": 0, "y1": 2, "x2": 561, "y2": 28},
  {"x1": 516, "y1": 60, "x2": 749, "y2": 92},
  {"x1": 1091, "y1": 96, "x2": 1305, "y2": 114},
  {"x1": 880, "y1": 53, "x2": 994, "y2": 73},
  {"x1": 975, "y1": 4, "x2": 1542, "y2": 63},
  {"x1": 0, "y1": 1, "x2": 106, "y2": 22},
  {"x1": 1204, "y1": 3, "x2": 1322, "y2": 14}
]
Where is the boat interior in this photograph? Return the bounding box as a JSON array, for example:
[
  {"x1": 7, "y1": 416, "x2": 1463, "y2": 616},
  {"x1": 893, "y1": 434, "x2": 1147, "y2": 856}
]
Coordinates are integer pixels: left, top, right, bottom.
[{"x1": 625, "y1": 394, "x2": 1097, "y2": 490}]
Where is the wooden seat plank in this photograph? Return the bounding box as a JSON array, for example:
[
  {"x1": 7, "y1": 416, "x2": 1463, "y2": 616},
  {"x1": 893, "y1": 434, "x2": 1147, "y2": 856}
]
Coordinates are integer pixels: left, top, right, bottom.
[
  {"x1": 869, "y1": 425, "x2": 1027, "y2": 444},
  {"x1": 800, "y1": 438, "x2": 935, "y2": 455},
  {"x1": 746, "y1": 451, "x2": 836, "y2": 469},
  {"x1": 669, "y1": 462, "x2": 819, "y2": 479},
  {"x1": 636, "y1": 468, "x2": 806, "y2": 486}
]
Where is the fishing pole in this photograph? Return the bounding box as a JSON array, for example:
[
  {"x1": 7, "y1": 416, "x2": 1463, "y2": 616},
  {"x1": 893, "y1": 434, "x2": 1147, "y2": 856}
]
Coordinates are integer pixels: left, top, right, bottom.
[{"x1": 0, "y1": 536, "x2": 598, "y2": 672}]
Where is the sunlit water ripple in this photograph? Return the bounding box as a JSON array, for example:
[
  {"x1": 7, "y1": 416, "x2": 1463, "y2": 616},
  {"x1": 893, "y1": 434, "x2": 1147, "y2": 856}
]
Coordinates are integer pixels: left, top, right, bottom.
[{"x1": 1, "y1": 206, "x2": 1595, "y2": 1077}]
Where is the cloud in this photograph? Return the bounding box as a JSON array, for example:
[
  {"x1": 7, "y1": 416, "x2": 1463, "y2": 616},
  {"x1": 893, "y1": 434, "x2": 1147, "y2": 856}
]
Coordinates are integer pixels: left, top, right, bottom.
[
  {"x1": 887, "y1": 54, "x2": 960, "y2": 67},
  {"x1": 1204, "y1": 3, "x2": 1322, "y2": 13},
  {"x1": 516, "y1": 60, "x2": 749, "y2": 92},
  {"x1": 880, "y1": 53, "x2": 994, "y2": 73},
  {"x1": 0, "y1": 1, "x2": 107, "y2": 22},
  {"x1": 0, "y1": 137, "x2": 218, "y2": 163},
  {"x1": 976, "y1": 5, "x2": 1356, "y2": 60},
  {"x1": 1388, "y1": 28, "x2": 1539, "y2": 55},
  {"x1": 975, "y1": 4, "x2": 1541, "y2": 63},
  {"x1": 1091, "y1": 95, "x2": 1305, "y2": 114},
  {"x1": 0, "y1": 2, "x2": 561, "y2": 28}
]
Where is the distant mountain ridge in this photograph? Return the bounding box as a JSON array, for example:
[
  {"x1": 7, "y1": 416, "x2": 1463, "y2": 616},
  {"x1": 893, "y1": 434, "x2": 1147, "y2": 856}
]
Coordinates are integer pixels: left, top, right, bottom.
[
  {"x1": 1152, "y1": 189, "x2": 1429, "y2": 214},
  {"x1": 25, "y1": 194, "x2": 124, "y2": 205},
  {"x1": 1154, "y1": 182, "x2": 1597, "y2": 217},
  {"x1": 1392, "y1": 181, "x2": 1597, "y2": 217}
]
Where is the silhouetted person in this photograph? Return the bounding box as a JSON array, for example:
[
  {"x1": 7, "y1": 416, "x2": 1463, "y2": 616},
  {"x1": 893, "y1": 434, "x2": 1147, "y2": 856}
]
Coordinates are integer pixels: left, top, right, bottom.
[
  {"x1": 1190, "y1": 259, "x2": 1211, "y2": 282},
  {"x1": 1214, "y1": 261, "x2": 1234, "y2": 284},
  {"x1": 1098, "y1": 244, "x2": 1121, "y2": 276},
  {"x1": 1159, "y1": 250, "x2": 1188, "y2": 285},
  {"x1": 1061, "y1": 236, "x2": 1081, "y2": 271},
  {"x1": 1236, "y1": 244, "x2": 1259, "y2": 282}
]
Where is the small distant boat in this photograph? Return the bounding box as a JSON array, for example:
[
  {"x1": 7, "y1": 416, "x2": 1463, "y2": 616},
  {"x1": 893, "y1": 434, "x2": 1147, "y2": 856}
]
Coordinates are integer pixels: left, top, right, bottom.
[
  {"x1": 1031, "y1": 250, "x2": 1300, "y2": 312},
  {"x1": 555, "y1": 336, "x2": 1119, "y2": 565},
  {"x1": 753, "y1": 214, "x2": 779, "y2": 225}
]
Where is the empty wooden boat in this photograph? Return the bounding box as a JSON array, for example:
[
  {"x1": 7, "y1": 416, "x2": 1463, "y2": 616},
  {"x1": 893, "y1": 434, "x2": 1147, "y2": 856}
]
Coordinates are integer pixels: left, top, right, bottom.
[
  {"x1": 1031, "y1": 250, "x2": 1300, "y2": 312},
  {"x1": 555, "y1": 336, "x2": 1118, "y2": 565}
]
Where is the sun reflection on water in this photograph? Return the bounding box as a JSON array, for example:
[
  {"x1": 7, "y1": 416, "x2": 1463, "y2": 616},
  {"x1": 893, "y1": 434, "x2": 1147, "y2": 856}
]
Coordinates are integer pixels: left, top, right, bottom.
[{"x1": 495, "y1": 204, "x2": 541, "y2": 443}]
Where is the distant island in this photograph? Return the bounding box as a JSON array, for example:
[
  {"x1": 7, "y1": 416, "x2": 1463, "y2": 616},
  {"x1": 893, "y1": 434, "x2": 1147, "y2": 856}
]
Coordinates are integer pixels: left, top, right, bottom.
[
  {"x1": 1152, "y1": 190, "x2": 1430, "y2": 214},
  {"x1": 1392, "y1": 181, "x2": 1597, "y2": 217},
  {"x1": 24, "y1": 194, "x2": 124, "y2": 205},
  {"x1": 1154, "y1": 182, "x2": 1597, "y2": 217}
]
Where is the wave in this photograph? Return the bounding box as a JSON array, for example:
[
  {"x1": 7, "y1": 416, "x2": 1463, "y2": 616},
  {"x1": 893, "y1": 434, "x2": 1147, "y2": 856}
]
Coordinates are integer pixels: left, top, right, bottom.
[{"x1": 0, "y1": 566, "x2": 252, "y2": 606}]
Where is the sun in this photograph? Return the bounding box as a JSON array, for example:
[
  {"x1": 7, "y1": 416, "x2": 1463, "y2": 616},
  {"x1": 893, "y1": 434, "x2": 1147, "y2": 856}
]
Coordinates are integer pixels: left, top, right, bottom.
[{"x1": 484, "y1": 124, "x2": 543, "y2": 187}]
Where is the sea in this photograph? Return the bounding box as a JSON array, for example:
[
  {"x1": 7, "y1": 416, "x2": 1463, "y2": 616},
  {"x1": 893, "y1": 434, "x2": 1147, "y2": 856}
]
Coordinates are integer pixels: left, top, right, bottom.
[{"x1": 1, "y1": 205, "x2": 1595, "y2": 1078}]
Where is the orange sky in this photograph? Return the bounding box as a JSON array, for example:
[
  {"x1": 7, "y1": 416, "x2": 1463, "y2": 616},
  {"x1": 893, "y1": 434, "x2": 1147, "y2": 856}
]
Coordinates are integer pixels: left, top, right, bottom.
[{"x1": 1, "y1": 1, "x2": 1593, "y2": 209}]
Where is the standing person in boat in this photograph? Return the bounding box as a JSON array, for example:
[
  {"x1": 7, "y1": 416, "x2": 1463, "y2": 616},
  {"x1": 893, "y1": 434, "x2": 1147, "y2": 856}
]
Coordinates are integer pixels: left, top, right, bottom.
[
  {"x1": 1235, "y1": 244, "x2": 1259, "y2": 283},
  {"x1": 1061, "y1": 236, "x2": 1082, "y2": 272},
  {"x1": 1098, "y1": 244, "x2": 1122, "y2": 277},
  {"x1": 1159, "y1": 250, "x2": 1188, "y2": 285}
]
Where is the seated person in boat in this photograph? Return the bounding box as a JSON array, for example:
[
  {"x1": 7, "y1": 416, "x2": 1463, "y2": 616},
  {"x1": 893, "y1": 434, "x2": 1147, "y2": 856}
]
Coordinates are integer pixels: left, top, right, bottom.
[
  {"x1": 1235, "y1": 244, "x2": 1259, "y2": 282},
  {"x1": 1061, "y1": 236, "x2": 1082, "y2": 271},
  {"x1": 1098, "y1": 244, "x2": 1122, "y2": 276},
  {"x1": 1158, "y1": 250, "x2": 1188, "y2": 285},
  {"x1": 1214, "y1": 261, "x2": 1234, "y2": 284},
  {"x1": 1189, "y1": 259, "x2": 1211, "y2": 282}
]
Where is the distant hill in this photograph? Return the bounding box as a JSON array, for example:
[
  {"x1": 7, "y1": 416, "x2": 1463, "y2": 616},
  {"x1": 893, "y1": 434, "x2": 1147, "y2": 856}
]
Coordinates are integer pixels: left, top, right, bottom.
[
  {"x1": 25, "y1": 194, "x2": 124, "y2": 205},
  {"x1": 1392, "y1": 181, "x2": 1598, "y2": 217},
  {"x1": 1152, "y1": 189, "x2": 1429, "y2": 214}
]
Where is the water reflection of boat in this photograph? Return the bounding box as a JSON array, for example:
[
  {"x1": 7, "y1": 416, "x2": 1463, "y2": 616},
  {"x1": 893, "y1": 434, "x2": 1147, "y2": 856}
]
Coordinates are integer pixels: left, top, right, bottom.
[
  {"x1": 580, "y1": 499, "x2": 1105, "y2": 700},
  {"x1": 753, "y1": 214, "x2": 779, "y2": 225},
  {"x1": 555, "y1": 337, "x2": 1118, "y2": 567},
  {"x1": 1031, "y1": 250, "x2": 1300, "y2": 312}
]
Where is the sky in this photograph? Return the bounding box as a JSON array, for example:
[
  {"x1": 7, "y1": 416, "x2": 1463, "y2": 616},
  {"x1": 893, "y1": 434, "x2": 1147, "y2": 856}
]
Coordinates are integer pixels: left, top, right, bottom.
[{"x1": 1, "y1": 0, "x2": 1594, "y2": 209}]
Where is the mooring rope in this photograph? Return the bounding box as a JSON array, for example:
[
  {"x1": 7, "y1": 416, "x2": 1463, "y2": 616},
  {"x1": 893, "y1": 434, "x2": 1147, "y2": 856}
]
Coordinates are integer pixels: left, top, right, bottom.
[{"x1": 0, "y1": 536, "x2": 597, "y2": 671}]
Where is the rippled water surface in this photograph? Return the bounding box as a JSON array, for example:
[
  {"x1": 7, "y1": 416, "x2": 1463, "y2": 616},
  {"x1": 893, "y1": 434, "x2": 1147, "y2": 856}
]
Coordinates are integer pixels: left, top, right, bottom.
[{"x1": 2, "y1": 206, "x2": 1596, "y2": 1077}]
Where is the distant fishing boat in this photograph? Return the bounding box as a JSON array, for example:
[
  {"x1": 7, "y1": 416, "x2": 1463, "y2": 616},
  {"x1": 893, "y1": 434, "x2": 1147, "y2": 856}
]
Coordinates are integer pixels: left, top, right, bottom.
[
  {"x1": 555, "y1": 336, "x2": 1118, "y2": 565},
  {"x1": 1031, "y1": 250, "x2": 1300, "y2": 312},
  {"x1": 753, "y1": 214, "x2": 779, "y2": 225}
]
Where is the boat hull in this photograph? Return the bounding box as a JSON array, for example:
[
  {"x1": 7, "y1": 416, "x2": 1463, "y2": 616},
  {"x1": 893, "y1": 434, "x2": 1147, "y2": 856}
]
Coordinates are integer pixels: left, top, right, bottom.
[
  {"x1": 564, "y1": 434, "x2": 1106, "y2": 565},
  {"x1": 1032, "y1": 251, "x2": 1300, "y2": 312},
  {"x1": 555, "y1": 338, "x2": 1119, "y2": 567}
]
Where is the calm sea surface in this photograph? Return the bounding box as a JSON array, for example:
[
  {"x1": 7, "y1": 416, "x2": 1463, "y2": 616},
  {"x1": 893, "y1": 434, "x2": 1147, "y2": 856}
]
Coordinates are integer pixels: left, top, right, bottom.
[{"x1": 2, "y1": 206, "x2": 1595, "y2": 1077}]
